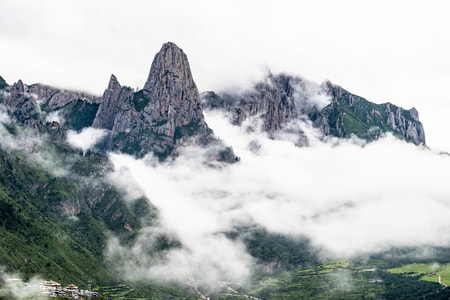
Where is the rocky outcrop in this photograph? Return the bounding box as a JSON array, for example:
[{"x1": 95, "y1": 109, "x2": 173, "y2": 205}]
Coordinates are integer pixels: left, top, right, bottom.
[
  {"x1": 26, "y1": 84, "x2": 100, "y2": 131},
  {"x1": 202, "y1": 74, "x2": 328, "y2": 146},
  {"x1": 4, "y1": 80, "x2": 41, "y2": 128},
  {"x1": 203, "y1": 74, "x2": 314, "y2": 130},
  {"x1": 26, "y1": 84, "x2": 99, "y2": 112},
  {"x1": 92, "y1": 74, "x2": 131, "y2": 130},
  {"x1": 93, "y1": 42, "x2": 236, "y2": 161},
  {"x1": 314, "y1": 82, "x2": 426, "y2": 145},
  {"x1": 3, "y1": 81, "x2": 99, "y2": 131},
  {"x1": 203, "y1": 74, "x2": 426, "y2": 146}
]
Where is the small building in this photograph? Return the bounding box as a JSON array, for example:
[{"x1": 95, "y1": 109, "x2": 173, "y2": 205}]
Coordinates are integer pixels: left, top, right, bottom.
[{"x1": 42, "y1": 280, "x2": 61, "y2": 291}]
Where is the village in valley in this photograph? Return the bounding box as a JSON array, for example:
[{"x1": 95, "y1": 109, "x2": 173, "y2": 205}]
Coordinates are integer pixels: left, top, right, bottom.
[{"x1": 5, "y1": 277, "x2": 100, "y2": 299}]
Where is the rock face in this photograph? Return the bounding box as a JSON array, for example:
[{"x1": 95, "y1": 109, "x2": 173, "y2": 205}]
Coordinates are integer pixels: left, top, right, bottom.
[
  {"x1": 202, "y1": 73, "x2": 329, "y2": 146},
  {"x1": 4, "y1": 80, "x2": 41, "y2": 128},
  {"x1": 0, "y1": 43, "x2": 236, "y2": 161},
  {"x1": 93, "y1": 42, "x2": 235, "y2": 160},
  {"x1": 92, "y1": 74, "x2": 131, "y2": 130},
  {"x1": 203, "y1": 74, "x2": 301, "y2": 131},
  {"x1": 3, "y1": 80, "x2": 99, "y2": 131},
  {"x1": 314, "y1": 81, "x2": 426, "y2": 145},
  {"x1": 203, "y1": 74, "x2": 426, "y2": 146},
  {"x1": 1, "y1": 41, "x2": 426, "y2": 156}
]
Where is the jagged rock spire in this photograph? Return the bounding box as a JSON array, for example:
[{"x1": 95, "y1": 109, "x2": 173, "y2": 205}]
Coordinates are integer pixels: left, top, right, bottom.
[
  {"x1": 144, "y1": 42, "x2": 195, "y2": 91},
  {"x1": 4, "y1": 80, "x2": 41, "y2": 128},
  {"x1": 92, "y1": 74, "x2": 131, "y2": 130},
  {"x1": 142, "y1": 42, "x2": 205, "y2": 128},
  {"x1": 93, "y1": 42, "x2": 235, "y2": 160}
]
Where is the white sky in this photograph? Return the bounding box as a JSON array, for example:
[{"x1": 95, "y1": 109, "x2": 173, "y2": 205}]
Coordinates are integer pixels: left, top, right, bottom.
[{"x1": 1, "y1": 0, "x2": 449, "y2": 151}]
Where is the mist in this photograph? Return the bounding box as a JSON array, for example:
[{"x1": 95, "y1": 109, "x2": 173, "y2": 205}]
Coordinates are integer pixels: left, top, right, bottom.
[
  {"x1": 0, "y1": 104, "x2": 70, "y2": 177},
  {"x1": 0, "y1": 268, "x2": 43, "y2": 299},
  {"x1": 105, "y1": 109, "x2": 450, "y2": 286},
  {"x1": 67, "y1": 127, "x2": 108, "y2": 154}
]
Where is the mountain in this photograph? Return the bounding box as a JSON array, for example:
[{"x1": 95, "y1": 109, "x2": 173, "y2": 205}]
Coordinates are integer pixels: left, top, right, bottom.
[
  {"x1": 1, "y1": 43, "x2": 425, "y2": 161},
  {"x1": 2, "y1": 43, "x2": 236, "y2": 162},
  {"x1": 93, "y1": 42, "x2": 236, "y2": 161},
  {"x1": 202, "y1": 73, "x2": 426, "y2": 146},
  {"x1": 0, "y1": 42, "x2": 440, "y2": 299},
  {"x1": 315, "y1": 81, "x2": 425, "y2": 145}
]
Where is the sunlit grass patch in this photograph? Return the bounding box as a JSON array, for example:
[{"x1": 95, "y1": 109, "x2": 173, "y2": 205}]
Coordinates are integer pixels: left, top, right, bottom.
[{"x1": 389, "y1": 262, "x2": 450, "y2": 286}]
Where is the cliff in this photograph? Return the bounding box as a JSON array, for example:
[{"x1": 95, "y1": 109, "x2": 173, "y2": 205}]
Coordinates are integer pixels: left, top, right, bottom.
[
  {"x1": 93, "y1": 42, "x2": 236, "y2": 161},
  {"x1": 203, "y1": 74, "x2": 426, "y2": 145},
  {"x1": 314, "y1": 81, "x2": 425, "y2": 145}
]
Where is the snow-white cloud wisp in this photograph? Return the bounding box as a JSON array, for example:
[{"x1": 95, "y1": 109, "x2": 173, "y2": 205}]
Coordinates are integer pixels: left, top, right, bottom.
[
  {"x1": 66, "y1": 127, "x2": 108, "y2": 154},
  {"x1": 106, "y1": 110, "x2": 450, "y2": 286},
  {"x1": 0, "y1": 268, "x2": 43, "y2": 299}
]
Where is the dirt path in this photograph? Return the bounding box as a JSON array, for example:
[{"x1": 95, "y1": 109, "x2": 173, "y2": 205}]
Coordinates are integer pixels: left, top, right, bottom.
[{"x1": 438, "y1": 274, "x2": 448, "y2": 287}]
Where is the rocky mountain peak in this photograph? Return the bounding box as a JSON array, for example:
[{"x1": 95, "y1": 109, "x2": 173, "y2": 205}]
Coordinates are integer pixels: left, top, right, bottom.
[
  {"x1": 93, "y1": 42, "x2": 236, "y2": 161},
  {"x1": 144, "y1": 42, "x2": 193, "y2": 90},
  {"x1": 142, "y1": 42, "x2": 204, "y2": 126},
  {"x1": 4, "y1": 80, "x2": 41, "y2": 128},
  {"x1": 92, "y1": 74, "x2": 130, "y2": 131},
  {"x1": 14, "y1": 79, "x2": 25, "y2": 94},
  {"x1": 107, "y1": 74, "x2": 121, "y2": 91}
]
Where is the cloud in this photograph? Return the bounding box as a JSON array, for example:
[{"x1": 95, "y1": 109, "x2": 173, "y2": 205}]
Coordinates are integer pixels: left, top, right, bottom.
[
  {"x1": 105, "y1": 111, "x2": 450, "y2": 287},
  {"x1": 0, "y1": 104, "x2": 70, "y2": 177},
  {"x1": 292, "y1": 76, "x2": 331, "y2": 111},
  {"x1": 0, "y1": 268, "x2": 43, "y2": 299},
  {"x1": 0, "y1": 104, "x2": 11, "y2": 124},
  {"x1": 45, "y1": 110, "x2": 63, "y2": 124},
  {"x1": 106, "y1": 227, "x2": 254, "y2": 289},
  {"x1": 66, "y1": 127, "x2": 108, "y2": 154}
]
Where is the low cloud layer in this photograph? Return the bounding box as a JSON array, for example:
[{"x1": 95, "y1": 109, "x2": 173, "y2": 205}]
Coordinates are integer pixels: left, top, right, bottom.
[{"x1": 106, "y1": 111, "x2": 450, "y2": 286}]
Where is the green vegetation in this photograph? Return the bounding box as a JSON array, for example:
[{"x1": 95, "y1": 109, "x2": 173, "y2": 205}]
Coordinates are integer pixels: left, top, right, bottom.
[
  {"x1": 132, "y1": 90, "x2": 150, "y2": 112},
  {"x1": 94, "y1": 282, "x2": 195, "y2": 300},
  {"x1": 212, "y1": 259, "x2": 450, "y2": 300},
  {"x1": 321, "y1": 85, "x2": 421, "y2": 144},
  {"x1": 0, "y1": 120, "x2": 197, "y2": 298},
  {"x1": 390, "y1": 263, "x2": 450, "y2": 286},
  {"x1": 0, "y1": 146, "x2": 120, "y2": 285},
  {"x1": 174, "y1": 120, "x2": 201, "y2": 141},
  {"x1": 112, "y1": 129, "x2": 172, "y2": 159},
  {"x1": 63, "y1": 99, "x2": 99, "y2": 131},
  {"x1": 234, "y1": 227, "x2": 319, "y2": 270}
]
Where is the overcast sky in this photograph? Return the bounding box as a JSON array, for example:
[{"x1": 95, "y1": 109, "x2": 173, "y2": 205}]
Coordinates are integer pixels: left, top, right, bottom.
[{"x1": 1, "y1": 0, "x2": 449, "y2": 151}]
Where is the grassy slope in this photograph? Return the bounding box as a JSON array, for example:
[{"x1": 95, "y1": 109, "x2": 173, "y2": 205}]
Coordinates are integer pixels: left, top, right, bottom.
[
  {"x1": 0, "y1": 147, "x2": 117, "y2": 286},
  {"x1": 0, "y1": 143, "x2": 194, "y2": 298},
  {"x1": 390, "y1": 263, "x2": 450, "y2": 286},
  {"x1": 328, "y1": 85, "x2": 417, "y2": 143}
]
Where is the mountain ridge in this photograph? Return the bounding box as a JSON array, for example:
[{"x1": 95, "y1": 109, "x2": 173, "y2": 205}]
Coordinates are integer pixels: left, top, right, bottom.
[
  {"x1": 202, "y1": 73, "x2": 426, "y2": 146},
  {"x1": 1, "y1": 42, "x2": 426, "y2": 159}
]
